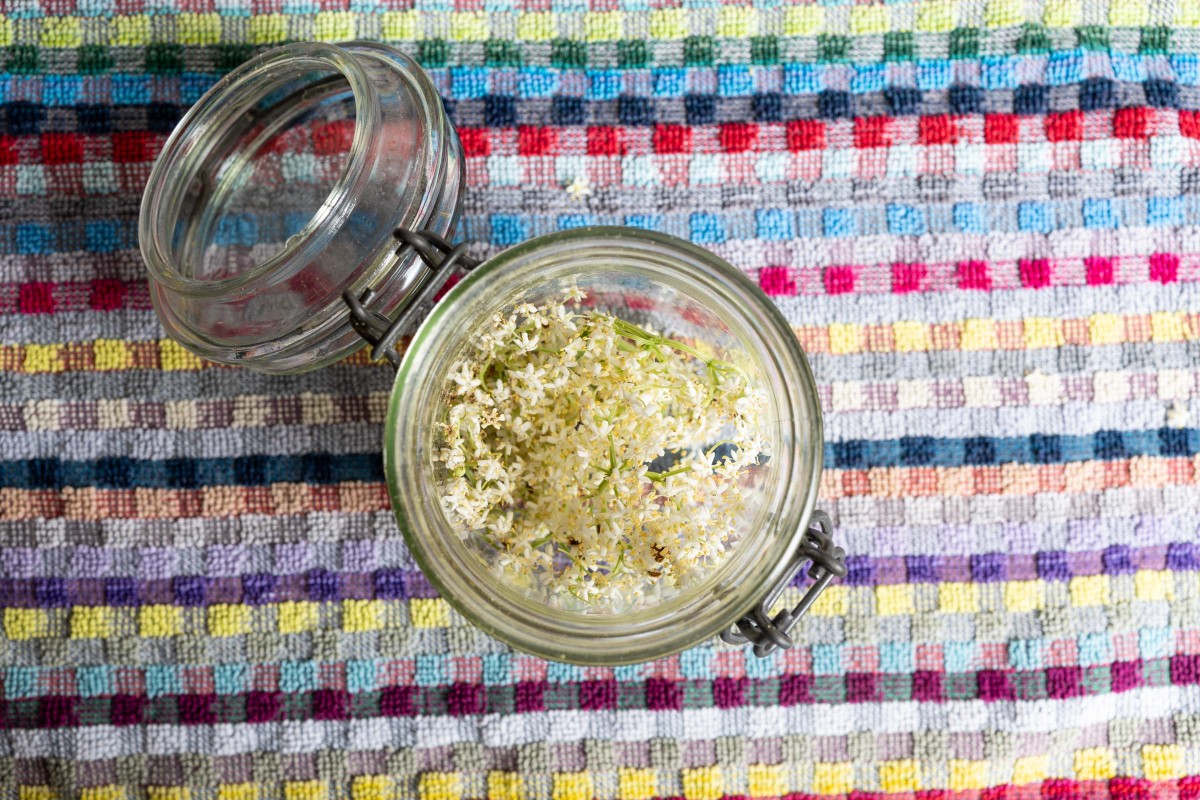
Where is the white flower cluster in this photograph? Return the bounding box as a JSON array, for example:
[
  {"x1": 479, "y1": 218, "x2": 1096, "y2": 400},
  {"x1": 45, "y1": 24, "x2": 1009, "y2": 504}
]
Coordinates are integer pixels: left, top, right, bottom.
[{"x1": 435, "y1": 289, "x2": 769, "y2": 612}]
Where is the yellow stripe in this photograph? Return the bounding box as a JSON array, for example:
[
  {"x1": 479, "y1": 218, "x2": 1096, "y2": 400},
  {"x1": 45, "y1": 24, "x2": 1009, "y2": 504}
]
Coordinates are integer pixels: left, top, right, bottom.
[
  {"x1": 22, "y1": 771, "x2": 1199, "y2": 800},
  {"x1": 3, "y1": 312, "x2": 1194, "y2": 374},
  {"x1": 0, "y1": 3, "x2": 1174, "y2": 49},
  {"x1": 2, "y1": 597, "x2": 455, "y2": 641},
  {"x1": 4, "y1": 572, "x2": 1193, "y2": 641}
]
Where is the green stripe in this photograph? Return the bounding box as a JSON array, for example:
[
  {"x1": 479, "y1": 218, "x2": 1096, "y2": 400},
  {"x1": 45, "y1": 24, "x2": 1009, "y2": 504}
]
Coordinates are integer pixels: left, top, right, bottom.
[{"x1": 4, "y1": 25, "x2": 1187, "y2": 76}]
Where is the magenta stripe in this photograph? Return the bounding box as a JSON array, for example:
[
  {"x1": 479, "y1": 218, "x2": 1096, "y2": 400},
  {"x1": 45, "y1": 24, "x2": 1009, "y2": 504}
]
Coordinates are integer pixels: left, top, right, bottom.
[{"x1": 3, "y1": 656, "x2": 1199, "y2": 729}]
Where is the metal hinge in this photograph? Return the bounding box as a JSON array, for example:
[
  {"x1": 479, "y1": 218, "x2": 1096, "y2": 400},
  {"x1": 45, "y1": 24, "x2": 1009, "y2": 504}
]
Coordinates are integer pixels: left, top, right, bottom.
[
  {"x1": 721, "y1": 510, "x2": 846, "y2": 657},
  {"x1": 342, "y1": 227, "x2": 480, "y2": 368}
]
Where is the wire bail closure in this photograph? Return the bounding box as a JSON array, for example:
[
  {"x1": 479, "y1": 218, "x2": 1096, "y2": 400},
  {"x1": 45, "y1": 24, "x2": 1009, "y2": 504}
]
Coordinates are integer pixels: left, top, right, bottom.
[
  {"x1": 343, "y1": 228, "x2": 480, "y2": 367},
  {"x1": 721, "y1": 510, "x2": 846, "y2": 657}
]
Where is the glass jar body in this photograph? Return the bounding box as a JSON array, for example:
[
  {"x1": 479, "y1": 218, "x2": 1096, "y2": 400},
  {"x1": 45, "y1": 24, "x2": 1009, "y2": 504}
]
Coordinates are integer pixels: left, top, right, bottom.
[{"x1": 385, "y1": 227, "x2": 825, "y2": 665}]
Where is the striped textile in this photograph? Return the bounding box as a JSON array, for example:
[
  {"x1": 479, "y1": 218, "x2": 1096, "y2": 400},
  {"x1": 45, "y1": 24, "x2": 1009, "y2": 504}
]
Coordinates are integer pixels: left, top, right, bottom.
[{"x1": 2, "y1": 1, "x2": 1200, "y2": 798}]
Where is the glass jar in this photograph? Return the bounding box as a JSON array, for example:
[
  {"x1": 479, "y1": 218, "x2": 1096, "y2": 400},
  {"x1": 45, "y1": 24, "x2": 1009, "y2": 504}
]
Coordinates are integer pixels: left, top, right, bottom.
[
  {"x1": 140, "y1": 41, "x2": 844, "y2": 665},
  {"x1": 139, "y1": 41, "x2": 462, "y2": 373}
]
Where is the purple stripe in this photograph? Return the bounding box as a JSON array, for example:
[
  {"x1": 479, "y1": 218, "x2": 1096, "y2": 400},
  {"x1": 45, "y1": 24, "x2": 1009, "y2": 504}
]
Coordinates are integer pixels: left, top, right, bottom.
[
  {"x1": 1, "y1": 544, "x2": 1195, "y2": 608},
  {"x1": 0, "y1": 570, "x2": 441, "y2": 609},
  {"x1": 835, "y1": 514, "x2": 1200, "y2": 558}
]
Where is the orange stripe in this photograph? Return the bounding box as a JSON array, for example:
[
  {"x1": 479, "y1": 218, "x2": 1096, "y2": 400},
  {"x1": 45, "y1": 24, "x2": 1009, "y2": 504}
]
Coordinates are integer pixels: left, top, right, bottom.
[
  {"x1": 818, "y1": 456, "x2": 1198, "y2": 499},
  {"x1": 0, "y1": 482, "x2": 391, "y2": 522}
]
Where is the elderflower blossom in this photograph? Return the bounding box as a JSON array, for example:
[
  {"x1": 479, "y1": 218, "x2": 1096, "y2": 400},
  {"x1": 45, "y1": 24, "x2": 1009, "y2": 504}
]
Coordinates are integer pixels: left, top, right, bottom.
[{"x1": 435, "y1": 291, "x2": 769, "y2": 612}]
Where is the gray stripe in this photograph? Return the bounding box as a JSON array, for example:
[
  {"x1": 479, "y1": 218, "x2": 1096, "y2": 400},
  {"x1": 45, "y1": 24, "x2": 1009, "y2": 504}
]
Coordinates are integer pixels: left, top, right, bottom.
[
  {"x1": 0, "y1": 717, "x2": 1169, "y2": 793},
  {"x1": 823, "y1": 398, "x2": 1188, "y2": 440},
  {"x1": 0, "y1": 363, "x2": 397, "y2": 401},
  {"x1": 0, "y1": 423, "x2": 385, "y2": 460},
  {"x1": 0, "y1": 398, "x2": 1186, "y2": 460},
  {"x1": 461, "y1": 179, "x2": 1188, "y2": 219},
  {"x1": 0, "y1": 251, "x2": 147, "y2": 283},
  {"x1": 9, "y1": 505, "x2": 1197, "y2": 577},
  {"x1": 0, "y1": 367, "x2": 1186, "y2": 430},
  {"x1": 0, "y1": 311, "x2": 167, "y2": 345},
  {"x1": 807, "y1": 341, "x2": 1200, "y2": 380}
]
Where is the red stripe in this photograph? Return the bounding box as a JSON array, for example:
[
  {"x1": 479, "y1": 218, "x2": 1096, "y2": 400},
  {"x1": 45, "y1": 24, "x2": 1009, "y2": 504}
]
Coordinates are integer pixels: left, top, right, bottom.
[
  {"x1": 0, "y1": 280, "x2": 151, "y2": 314},
  {"x1": 0, "y1": 108, "x2": 1175, "y2": 166}
]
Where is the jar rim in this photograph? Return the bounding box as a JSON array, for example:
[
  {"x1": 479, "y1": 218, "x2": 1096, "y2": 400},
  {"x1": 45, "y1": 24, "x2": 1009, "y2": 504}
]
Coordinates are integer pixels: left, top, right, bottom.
[
  {"x1": 138, "y1": 42, "x2": 464, "y2": 374},
  {"x1": 384, "y1": 227, "x2": 824, "y2": 664},
  {"x1": 139, "y1": 42, "x2": 380, "y2": 298}
]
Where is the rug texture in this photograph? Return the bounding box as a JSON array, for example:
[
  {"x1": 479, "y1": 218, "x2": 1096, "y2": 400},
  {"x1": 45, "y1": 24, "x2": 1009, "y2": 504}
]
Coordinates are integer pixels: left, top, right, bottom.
[{"x1": 2, "y1": 1, "x2": 1200, "y2": 798}]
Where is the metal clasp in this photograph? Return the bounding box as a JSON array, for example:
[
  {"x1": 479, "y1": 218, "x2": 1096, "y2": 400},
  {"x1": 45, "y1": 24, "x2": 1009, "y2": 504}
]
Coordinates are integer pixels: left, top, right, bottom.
[
  {"x1": 342, "y1": 227, "x2": 480, "y2": 368},
  {"x1": 721, "y1": 510, "x2": 846, "y2": 657}
]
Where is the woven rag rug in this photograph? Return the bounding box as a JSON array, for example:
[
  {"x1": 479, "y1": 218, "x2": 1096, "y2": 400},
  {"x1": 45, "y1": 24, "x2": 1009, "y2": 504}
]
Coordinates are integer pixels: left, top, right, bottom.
[{"x1": 3, "y1": 1, "x2": 1200, "y2": 798}]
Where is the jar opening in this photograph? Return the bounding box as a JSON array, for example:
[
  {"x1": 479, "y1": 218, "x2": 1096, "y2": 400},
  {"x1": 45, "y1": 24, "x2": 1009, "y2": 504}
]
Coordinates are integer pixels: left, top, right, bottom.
[
  {"x1": 172, "y1": 65, "x2": 359, "y2": 285},
  {"x1": 139, "y1": 42, "x2": 464, "y2": 373},
  {"x1": 143, "y1": 45, "x2": 379, "y2": 298}
]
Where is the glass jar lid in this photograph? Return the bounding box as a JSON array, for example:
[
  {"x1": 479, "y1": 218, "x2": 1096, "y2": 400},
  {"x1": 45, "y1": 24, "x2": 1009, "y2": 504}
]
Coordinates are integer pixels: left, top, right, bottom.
[{"x1": 139, "y1": 42, "x2": 463, "y2": 373}]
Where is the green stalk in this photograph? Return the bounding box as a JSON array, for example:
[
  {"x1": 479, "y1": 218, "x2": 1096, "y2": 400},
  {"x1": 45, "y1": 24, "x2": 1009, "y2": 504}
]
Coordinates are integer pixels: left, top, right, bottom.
[
  {"x1": 611, "y1": 317, "x2": 749, "y2": 385},
  {"x1": 610, "y1": 546, "x2": 627, "y2": 577},
  {"x1": 645, "y1": 465, "x2": 692, "y2": 482},
  {"x1": 612, "y1": 319, "x2": 708, "y2": 362},
  {"x1": 554, "y1": 539, "x2": 588, "y2": 571}
]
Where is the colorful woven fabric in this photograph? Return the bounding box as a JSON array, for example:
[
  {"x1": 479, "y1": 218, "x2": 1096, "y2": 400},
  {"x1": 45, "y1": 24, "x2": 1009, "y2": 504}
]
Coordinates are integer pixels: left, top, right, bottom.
[{"x1": 3, "y1": 1, "x2": 1200, "y2": 798}]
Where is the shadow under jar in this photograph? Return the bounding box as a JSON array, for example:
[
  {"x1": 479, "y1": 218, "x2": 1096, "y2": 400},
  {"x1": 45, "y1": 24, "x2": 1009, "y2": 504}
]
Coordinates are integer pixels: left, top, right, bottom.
[{"x1": 140, "y1": 41, "x2": 844, "y2": 665}]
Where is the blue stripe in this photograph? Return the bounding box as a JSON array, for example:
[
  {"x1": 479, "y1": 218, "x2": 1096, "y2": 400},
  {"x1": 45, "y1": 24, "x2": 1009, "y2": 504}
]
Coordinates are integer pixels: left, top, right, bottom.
[
  {"x1": 7, "y1": 197, "x2": 1200, "y2": 256},
  {"x1": 0, "y1": 429, "x2": 1196, "y2": 489},
  {"x1": 0, "y1": 453, "x2": 382, "y2": 490},
  {"x1": 0, "y1": 76, "x2": 1188, "y2": 139},
  {"x1": 827, "y1": 428, "x2": 1199, "y2": 469},
  {"x1": 7, "y1": 53, "x2": 1199, "y2": 100}
]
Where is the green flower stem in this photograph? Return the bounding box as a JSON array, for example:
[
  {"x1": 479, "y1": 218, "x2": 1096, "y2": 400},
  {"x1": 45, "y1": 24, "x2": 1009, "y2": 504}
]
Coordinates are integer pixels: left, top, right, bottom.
[
  {"x1": 610, "y1": 545, "x2": 627, "y2": 577},
  {"x1": 612, "y1": 319, "x2": 708, "y2": 362},
  {"x1": 612, "y1": 318, "x2": 749, "y2": 384},
  {"x1": 645, "y1": 465, "x2": 692, "y2": 482},
  {"x1": 554, "y1": 539, "x2": 588, "y2": 571}
]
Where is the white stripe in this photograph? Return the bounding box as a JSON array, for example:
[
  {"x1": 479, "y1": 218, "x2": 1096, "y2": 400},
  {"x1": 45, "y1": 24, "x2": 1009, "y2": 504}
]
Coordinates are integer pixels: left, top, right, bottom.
[
  {"x1": 824, "y1": 399, "x2": 1191, "y2": 440},
  {"x1": 5, "y1": 399, "x2": 1188, "y2": 460},
  {"x1": 3, "y1": 372, "x2": 1194, "y2": 434}
]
